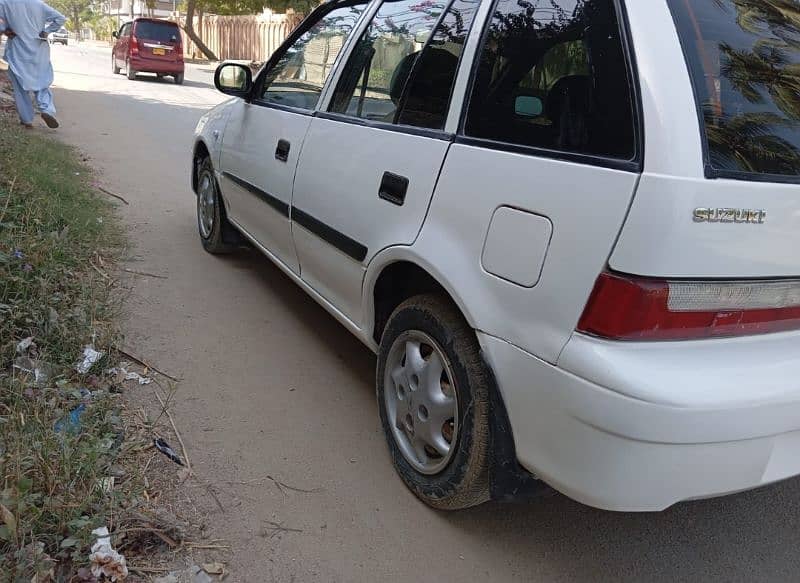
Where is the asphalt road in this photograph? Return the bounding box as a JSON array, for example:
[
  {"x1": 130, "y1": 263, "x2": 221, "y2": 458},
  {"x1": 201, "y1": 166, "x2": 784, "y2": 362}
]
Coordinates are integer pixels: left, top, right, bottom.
[{"x1": 43, "y1": 42, "x2": 800, "y2": 582}]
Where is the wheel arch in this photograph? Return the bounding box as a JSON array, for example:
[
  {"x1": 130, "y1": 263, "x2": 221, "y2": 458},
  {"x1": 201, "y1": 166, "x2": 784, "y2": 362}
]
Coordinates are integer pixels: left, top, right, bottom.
[
  {"x1": 191, "y1": 139, "x2": 212, "y2": 194},
  {"x1": 364, "y1": 248, "x2": 478, "y2": 347}
]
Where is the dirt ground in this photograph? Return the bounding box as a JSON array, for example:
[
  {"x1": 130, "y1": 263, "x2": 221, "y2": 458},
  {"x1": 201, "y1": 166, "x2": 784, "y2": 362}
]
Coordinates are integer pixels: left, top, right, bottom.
[{"x1": 42, "y1": 43, "x2": 800, "y2": 583}]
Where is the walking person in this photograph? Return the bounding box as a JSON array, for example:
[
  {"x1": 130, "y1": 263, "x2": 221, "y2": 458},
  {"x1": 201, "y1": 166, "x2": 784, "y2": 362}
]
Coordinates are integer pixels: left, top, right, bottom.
[{"x1": 0, "y1": 0, "x2": 65, "y2": 128}]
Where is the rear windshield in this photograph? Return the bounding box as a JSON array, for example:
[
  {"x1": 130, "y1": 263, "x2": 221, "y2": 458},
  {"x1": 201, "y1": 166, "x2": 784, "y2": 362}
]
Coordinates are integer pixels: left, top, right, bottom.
[
  {"x1": 135, "y1": 21, "x2": 181, "y2": 44},
  {"x1": 667, "y1": 0, "x2": 800, "y2": 180}
]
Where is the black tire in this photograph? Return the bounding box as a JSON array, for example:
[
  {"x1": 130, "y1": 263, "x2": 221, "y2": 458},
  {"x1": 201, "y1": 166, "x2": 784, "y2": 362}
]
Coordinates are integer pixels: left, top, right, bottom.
[
  {"x1": 376, "y1": 294, "x2": 491, "y2": 510},
  {"x1": 196, "y1": 157, "x2": 237, "y2": 254},
  {"x1": 174, "y1": 73, "x2": 184, "y2": 85},
  {"x1": 126, "y1": 60, "x2": 136, "y2": 80},
  {"x1": 112, "y1": 56, "x2": 120, "y2": 75}
]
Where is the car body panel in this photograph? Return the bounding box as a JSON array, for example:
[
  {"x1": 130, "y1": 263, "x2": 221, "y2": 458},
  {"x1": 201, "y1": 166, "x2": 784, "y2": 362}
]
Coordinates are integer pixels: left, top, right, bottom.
[{"x1": 292, "y1": 118, "x2": 451, "y2": 323}]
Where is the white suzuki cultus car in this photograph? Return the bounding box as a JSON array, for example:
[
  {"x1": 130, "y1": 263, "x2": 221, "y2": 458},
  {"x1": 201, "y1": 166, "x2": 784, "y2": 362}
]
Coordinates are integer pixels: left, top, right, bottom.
[{"x1": 192, "y1": 0, "x2": 800, "y2": 511}]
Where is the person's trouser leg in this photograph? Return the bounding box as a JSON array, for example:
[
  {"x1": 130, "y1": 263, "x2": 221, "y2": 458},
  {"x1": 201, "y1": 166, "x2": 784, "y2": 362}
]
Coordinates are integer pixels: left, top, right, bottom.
[
  {"x1": 34, "y1": 87, "x2": 56, "y2": 116},
  {"x1": 6, "y1": 69, "x2": 34, "y2": 125}
]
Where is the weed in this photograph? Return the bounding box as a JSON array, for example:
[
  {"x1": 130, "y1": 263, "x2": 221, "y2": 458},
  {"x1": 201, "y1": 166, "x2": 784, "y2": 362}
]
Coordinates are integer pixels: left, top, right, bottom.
[{"x1": 0, "y1": 115, "x2": 133, "y2": 580}]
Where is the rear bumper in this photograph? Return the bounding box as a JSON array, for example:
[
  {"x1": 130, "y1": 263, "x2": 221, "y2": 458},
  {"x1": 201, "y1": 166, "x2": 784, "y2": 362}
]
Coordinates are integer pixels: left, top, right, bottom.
[
  {"x1": 130, "y1": 56, "x2": 184, "y2": 74},
  {"x1": 479, "y1": 332, "x2": 800, "y2": 511}
]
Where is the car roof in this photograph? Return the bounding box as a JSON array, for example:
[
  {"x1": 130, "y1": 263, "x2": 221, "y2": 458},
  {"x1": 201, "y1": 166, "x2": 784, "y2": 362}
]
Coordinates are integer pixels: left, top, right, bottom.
[{"x1": 132, "y1": 17, "x2": 180, "y2": 25}]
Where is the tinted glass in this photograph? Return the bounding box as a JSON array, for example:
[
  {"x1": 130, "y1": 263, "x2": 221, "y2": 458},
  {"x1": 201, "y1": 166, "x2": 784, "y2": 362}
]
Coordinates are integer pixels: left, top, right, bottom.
[
  {"x1": 260, "y1": 2, "x2": 368, "y2": 110},
  {"x1": 464, "y1": 0, "x2": 635, "y2": 159},
  {"x1": 667, "y1": 0, "x2": 800, "y2": 179},
  {"x1": 134, "y1": 21, "x2": 180, "y2": 43},
  {"x1": 329, "y1": 0, "x2": 448, "y2": 123},
  {"x1": 397, "y1": 0, "x2": 479, "y2": 128}
]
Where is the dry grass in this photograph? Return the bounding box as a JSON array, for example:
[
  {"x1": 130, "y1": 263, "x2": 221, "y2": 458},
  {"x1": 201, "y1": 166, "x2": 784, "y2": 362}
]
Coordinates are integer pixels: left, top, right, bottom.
[{"x1": 0, "y1": 110, "x2": 144, "y2": 580}]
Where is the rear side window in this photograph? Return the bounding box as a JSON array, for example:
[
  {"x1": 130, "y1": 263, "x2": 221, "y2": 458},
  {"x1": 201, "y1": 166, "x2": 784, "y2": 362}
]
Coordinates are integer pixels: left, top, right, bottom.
[
  {"x1": 464, "y1": 0, "x2": 636, "y2": 160},
  {"x1": 134, "y1": 21, "x2": 181, "y2": 43},
  {"x1": 667, "y1": 0, "x2": 800, "y2": 180},
  {"x1": 328, "y1": 0, "x2": 478, "y2": 129},
  {"x1": 259, "y1": 2, "x2": 369, "y2": 110}
]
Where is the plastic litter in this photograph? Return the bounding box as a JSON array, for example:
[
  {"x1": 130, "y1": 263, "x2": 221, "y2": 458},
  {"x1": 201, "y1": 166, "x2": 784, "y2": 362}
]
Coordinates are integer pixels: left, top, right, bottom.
[
  {"x1": 124, "y1": 371, "x2": 152, "y2": 385},
  {"x1": 189, "y1": 565, "x2": 213, "y2": 583},
  {"x1": 16, "y1": 336, "x2": 34, "y2": 354},
  {"x1": 153, "y1": 437, "x2": 184, "y2": 466},
  {"x1": 203, "y1": 562, "x2": 224, "y2": 575},
  {"x1": 13, "y1": 357, "x2": 51, "y2": 386},
  {"x1": 89, "y1": 526, "x2": 128, "y2": 581},
  {"x1": 77, "y1": 346, "x2": 105, "y2": 374},
  {"x1": 54, "y1": 404, "x2": 86, "y2": 434}
]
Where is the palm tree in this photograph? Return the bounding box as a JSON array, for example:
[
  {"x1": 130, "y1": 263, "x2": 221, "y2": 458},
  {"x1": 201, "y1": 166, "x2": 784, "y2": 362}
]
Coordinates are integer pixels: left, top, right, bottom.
[
  {"x1": 729, "y1": 0, "x2": 800, "y2": 44},
  {"x1": 720, "y1": 41, "x2": 800, "y2": 120},
  {"x1": 705, "y1": 110, "x2": 800, "y2": 174}
]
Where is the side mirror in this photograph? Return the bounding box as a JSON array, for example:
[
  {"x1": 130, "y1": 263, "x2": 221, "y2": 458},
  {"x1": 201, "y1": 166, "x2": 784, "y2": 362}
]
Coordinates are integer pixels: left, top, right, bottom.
[
  {"x1": 112, "y1": 31, "x2": 119, "y2": 38},
  {"x1": 515, "y1": 95, "x2": 543, "y2": 118},
  {"x1": 214, "y1": 62, "x2": 253, "y2": 98}
]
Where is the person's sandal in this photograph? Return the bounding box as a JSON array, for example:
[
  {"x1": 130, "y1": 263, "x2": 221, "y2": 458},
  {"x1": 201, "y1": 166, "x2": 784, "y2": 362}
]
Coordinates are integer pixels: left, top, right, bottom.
[
  {"x1": 20, "y1": 121, "x2": 33, "y2": 129},
  {"x1": 41, "y1": 113, "x2": 59, "y2": 128}
]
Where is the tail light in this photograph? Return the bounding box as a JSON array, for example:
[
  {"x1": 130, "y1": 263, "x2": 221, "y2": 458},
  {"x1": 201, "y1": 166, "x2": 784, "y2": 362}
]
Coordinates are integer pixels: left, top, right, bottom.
[
  {"x1": 130, "y1": 35, "x2": 139, "y2": 55},
  {"x1": 577, "y1": 272, "x2": 800, "y2": 341}
]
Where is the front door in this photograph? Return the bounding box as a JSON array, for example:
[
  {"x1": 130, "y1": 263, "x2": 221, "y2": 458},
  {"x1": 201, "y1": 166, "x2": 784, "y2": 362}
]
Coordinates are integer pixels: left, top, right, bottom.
[
  {"x1": 218, "y1": 0, "x2": 370, "y2": 274},
  {"x1": 291, "y1": 0, "x2": 480, "y2": 323}
]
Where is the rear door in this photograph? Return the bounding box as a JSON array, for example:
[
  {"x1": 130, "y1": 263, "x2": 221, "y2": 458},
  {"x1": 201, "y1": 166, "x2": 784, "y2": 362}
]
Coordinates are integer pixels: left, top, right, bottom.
[
  {"x1": 291, "y1": 0, "x2": 480, "y2": 323},
  {"x1": 421, "y1": 0, "x2": 643, "y2": 362},
  {"x1": 219, "y1": 0, "x2": 370, "y2": 274},
  {"x1": 133, "y1": 20, "x2": 181, "y2": 66}
]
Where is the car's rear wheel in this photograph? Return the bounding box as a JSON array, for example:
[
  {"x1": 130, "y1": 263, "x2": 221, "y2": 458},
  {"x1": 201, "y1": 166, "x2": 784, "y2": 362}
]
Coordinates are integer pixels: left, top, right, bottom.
[
  {"x1": 377, "y1": 294, "x2": 491, "y2": 510},
  {"x1": 126, "y1": 59, "x2": 136, "y2": 80},
  {"x1": 174, "y1": 73, "x2": 184, "y2": 85},
  {"x1": 196, "y1": 157, "x2": 237, "y2": 254}
]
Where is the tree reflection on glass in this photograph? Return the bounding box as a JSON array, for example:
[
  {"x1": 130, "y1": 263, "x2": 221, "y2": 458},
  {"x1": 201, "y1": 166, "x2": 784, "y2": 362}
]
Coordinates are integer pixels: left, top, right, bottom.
[{"x1": 690, "y1": 0, "x2": 800, "y2": 176}]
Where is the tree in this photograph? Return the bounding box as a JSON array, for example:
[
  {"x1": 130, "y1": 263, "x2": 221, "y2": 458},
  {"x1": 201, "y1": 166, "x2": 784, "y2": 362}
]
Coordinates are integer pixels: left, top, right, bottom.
[
  {"x1": 184, "y1": 0, "x2": 218, "y2": 61},
  {"x1": 705, "y1": 111, "x2": 800, "y2": 174},
  {"x1": 720, "y1": 41, "x2": 800, "y2": 120},
  {"x1": 183, "y1": 0, "x2": 317, "y2": 61},
  {"x1": 51, "y1": 0, "x2": 94, "y2": 33}
]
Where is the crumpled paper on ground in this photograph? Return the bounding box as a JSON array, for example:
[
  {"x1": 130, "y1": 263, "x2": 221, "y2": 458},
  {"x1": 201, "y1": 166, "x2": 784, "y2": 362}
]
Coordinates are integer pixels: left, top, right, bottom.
[
  {"x1": 124, "y1": 371, "x2": 152, "y2": 385},
  {"x1": 77, "y1": 346, "x2": 105, "y2": 374},
  {"x1": 89, "y1": 526, "x2": 128, "y2": 581}
]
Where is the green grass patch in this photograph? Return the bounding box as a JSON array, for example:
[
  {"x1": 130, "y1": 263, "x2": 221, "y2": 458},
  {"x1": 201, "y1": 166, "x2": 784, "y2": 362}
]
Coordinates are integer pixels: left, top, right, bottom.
[{"x1": 0, "y1": 116, "x2": 132, "y2": 580}]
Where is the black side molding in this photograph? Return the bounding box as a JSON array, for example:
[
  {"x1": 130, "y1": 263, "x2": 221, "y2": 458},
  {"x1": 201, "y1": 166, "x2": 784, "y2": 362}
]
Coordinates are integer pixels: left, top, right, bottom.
[
  {"x1": 222, "y1": 171, "x2": 289, "y2": 218},
  {"x1": 292, "y1": 208, "x2": 368, "y2": 263}
]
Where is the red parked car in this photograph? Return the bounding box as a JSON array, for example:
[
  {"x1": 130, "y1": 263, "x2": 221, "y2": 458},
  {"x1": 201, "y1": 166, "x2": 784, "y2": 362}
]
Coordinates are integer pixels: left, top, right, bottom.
[{"x1": 112, "y1": 18, "x2": 184, "y2": 85}]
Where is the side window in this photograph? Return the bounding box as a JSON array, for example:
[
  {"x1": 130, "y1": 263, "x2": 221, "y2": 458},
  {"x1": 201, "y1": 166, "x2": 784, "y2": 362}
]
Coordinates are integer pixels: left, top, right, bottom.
[
  {"x1": 329, "y1": 0, "x2": 477, "y2": 129},
  {"x1": 464, "y1": 0, "x2": 636, "y2": 160},
  {"x1": 121, "y1": 23, "x2": 130, "y2": 37},
  {"x1": 259, "y1": 2, "x2": 369, "y2": 110}
]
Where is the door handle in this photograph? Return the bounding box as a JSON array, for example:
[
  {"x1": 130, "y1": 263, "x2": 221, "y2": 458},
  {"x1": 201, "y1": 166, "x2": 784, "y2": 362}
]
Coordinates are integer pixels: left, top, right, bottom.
[
  {"x1": 379, "y1": 172, "x2": 409, "y2": 206},
  {"x1": 275, "y1": 139, "x2": 290, "y2": 162}
]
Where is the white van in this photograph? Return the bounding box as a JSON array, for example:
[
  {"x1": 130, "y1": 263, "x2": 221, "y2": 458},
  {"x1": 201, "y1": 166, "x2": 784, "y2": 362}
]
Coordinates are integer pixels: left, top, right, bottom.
[{"x1": 191, "y1": 0, "x2": 800, "y2": 511}]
